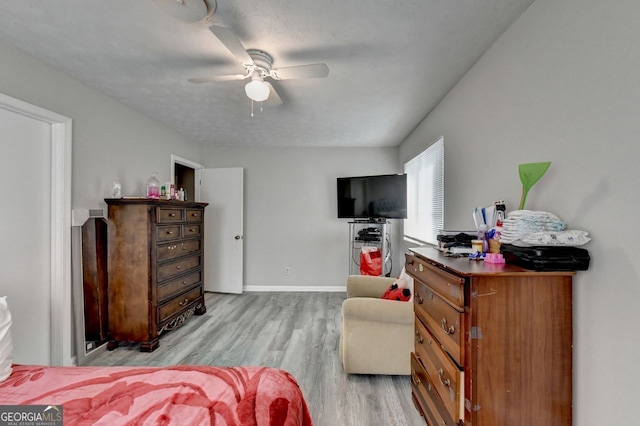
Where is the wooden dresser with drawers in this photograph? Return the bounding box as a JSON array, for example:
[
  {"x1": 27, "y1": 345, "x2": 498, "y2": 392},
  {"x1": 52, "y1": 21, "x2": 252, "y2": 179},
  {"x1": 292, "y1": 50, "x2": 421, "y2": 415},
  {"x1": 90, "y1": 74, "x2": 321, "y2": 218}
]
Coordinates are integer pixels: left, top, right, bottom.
[
  {"x1": 406, "y1": 247, "x2": 574, "y2": 426},
  {"x1": 105, "y1": 198, "x2": 208, "y2": 352}
]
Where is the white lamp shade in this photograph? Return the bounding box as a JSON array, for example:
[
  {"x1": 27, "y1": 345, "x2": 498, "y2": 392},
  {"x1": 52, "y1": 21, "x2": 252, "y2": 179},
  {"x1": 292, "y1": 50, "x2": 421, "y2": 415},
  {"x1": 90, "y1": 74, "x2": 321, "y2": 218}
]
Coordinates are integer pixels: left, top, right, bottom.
[{"x1": 245, "y1": 80, "x2": 270, "y2": 102}]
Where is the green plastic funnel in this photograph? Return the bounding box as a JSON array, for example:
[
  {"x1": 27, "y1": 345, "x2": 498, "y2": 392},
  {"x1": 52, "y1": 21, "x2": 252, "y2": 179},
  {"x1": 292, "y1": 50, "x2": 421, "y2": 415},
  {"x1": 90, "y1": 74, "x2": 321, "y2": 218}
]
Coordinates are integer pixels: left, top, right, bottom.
[{"x1": 518, "y1": 162, "x2": 551, "y2": 210}]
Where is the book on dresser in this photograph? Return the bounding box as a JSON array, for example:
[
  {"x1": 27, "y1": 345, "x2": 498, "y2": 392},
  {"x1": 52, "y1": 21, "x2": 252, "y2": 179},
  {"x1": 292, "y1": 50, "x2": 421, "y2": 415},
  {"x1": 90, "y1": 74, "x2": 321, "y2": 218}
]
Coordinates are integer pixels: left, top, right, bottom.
[
  {"x1": 406, "y1": 246, "x2": 575, "y2": 426},
  {"x1": 105, "y1": 198, "x2": 208, "y2": 352}
]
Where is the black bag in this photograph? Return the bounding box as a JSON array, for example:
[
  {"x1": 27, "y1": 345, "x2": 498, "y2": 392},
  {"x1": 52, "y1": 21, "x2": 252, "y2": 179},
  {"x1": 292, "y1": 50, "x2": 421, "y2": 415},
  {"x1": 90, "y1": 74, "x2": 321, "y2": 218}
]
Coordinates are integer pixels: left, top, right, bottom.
[
  {"x1": 500, "y1": 244, "x2": 590, "y2": 271},
  {"x1": 437, "y1": 233, "x2": 475, "y2": 248}
]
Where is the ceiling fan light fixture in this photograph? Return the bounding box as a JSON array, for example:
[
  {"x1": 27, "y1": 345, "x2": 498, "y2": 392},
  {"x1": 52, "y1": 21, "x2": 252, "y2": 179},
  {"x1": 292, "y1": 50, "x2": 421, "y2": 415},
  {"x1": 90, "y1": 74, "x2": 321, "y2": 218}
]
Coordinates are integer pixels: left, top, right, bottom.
[
  {"x1": 245, "y1": 76, "x2": 270, "y2": 102},
  {"x1": 152, "y1": 0, "x2": 214, "y2": 22}
]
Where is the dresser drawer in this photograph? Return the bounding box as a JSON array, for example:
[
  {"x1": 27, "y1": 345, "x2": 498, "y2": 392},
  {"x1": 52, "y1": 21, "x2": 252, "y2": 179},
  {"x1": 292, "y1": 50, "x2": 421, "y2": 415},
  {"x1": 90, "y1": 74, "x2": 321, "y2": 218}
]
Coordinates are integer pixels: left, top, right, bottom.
[
  {"x1": 185, "y1": 208, "x2": 204, "y2": 222},
  {"x1": 157, "y1": 239, "x2": 202, "y2": 262},
  {"x1": 406, "y1": 254, "x2": 464, "y2": 310},
  {"x1": 157, "y1": 225, "x2": 181, "y2": 241},
  {"x1": 157, "y1": 255, "x2": 201, "y2": 282},
  {"x1": 411, "y1": 353, "x2": 457, "y2": 426},
  {"x1": 414, "y1": 318, "x2": 464, "y2": 424},
  {"x1": 157, "y1": 270, "x2": 202, "y2": 302},
  {"x1": 157, "y1": 286, "x2": 202, "y2": 323},
  {"x1": 157, "y1": 207, "x2": 184, "y2": 223},
  {"x1": 414, "y1": 280, "x2": 464, "y2": 365},
  {"x1": 182, "y1": 223, "x2": 201, "y2": 237}
]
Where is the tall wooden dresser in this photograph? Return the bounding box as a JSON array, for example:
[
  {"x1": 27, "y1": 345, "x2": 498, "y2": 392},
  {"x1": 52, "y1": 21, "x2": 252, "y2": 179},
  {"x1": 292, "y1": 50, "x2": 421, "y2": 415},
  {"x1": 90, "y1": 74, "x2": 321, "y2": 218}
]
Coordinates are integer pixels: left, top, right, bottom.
[
  {"x1": 105, "y1": 199, "x2": 208, "y2": 352},
  {"x1": 406, "y1": 247, "x2": 574, "y2": 426}
]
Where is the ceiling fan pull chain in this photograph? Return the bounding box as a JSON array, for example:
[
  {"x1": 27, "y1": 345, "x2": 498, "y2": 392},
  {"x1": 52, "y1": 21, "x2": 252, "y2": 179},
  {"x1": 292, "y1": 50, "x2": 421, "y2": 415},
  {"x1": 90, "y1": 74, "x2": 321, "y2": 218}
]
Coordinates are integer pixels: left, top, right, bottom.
[{"x1": 250, "y1": 99, "x2": 254, "y2": 118}]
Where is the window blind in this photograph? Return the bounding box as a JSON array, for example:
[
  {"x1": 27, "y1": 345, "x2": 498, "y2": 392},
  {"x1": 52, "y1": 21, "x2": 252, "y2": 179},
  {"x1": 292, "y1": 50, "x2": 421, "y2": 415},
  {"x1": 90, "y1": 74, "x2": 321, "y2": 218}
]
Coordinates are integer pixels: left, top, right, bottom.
[{"x1": 403, "y1": 137, "x2": 444, "y2": 245}]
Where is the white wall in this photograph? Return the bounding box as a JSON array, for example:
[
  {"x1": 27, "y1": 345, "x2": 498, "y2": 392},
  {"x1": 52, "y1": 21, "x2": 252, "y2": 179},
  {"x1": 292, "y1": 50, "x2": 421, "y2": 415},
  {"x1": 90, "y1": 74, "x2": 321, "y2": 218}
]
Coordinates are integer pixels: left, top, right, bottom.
[
  {"x1": 399, "y1": 0, "x2": 640, "y2": 424},
  {"x1": 202, "y1": 146, "x2": 401, "y2": 288},
  {"x1": 0, "y1": 39, "x2": 205, "y2": 210},
  {"x1": 0, "y1": 38, "x2": 205, "y2": 362},
  {"x1": 0, "y1": 37, "x2": 403, "y2": 290}
]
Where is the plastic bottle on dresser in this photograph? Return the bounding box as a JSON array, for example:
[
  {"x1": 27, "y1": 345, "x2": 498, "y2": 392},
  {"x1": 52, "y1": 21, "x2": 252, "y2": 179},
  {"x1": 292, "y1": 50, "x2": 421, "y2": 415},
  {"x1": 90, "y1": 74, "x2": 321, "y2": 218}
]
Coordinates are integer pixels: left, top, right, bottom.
[
  {"x1": 165, "y1": 182, "x2": 175, "y2": 200},
  {"x1": 494, "y1": 200, "x2": 506, "y2": 227},
  {"x1": 112, "y1": 178, "x2": 122, "y2": 198},
  {"x1": 146, "y1": 172, "x2": 160, "y2": 199},
  {"x1": 477, "y1": 224, "x2": 488, "y2": 253}
]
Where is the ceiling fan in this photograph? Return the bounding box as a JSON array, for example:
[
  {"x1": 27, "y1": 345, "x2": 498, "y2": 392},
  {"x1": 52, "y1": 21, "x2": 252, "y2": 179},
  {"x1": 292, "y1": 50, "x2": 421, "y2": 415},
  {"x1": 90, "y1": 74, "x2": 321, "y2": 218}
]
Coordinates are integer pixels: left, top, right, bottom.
[
  {"x1": 189, "y1": 25, "x2": 330, "y2": 108},
  {"x1": 152, "y1": 0, "x2": 216, "y2": 23}
]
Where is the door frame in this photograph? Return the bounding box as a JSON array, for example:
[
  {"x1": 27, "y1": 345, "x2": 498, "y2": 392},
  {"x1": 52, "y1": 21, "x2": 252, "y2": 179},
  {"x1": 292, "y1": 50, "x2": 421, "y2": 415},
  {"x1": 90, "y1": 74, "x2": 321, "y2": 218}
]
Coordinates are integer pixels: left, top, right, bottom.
[{"x1": 0, "y1": 93, "x2": 72, "y2": 366}]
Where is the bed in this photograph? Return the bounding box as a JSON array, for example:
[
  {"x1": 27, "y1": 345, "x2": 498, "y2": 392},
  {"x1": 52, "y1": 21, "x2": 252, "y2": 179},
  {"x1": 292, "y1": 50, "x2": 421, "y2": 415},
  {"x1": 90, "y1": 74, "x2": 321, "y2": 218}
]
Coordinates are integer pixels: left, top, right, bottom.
[{"x1": 0, "y1": 363, "x2": 313, "y2": 425}]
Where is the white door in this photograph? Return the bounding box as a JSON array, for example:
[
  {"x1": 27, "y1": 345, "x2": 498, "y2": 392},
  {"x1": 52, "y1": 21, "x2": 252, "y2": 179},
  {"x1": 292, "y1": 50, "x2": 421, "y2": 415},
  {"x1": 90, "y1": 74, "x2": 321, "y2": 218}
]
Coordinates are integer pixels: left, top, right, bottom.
[
  {"x1": 200, "y1": 167, "x2": 244, "y2": 294},
  {"x1": 0, "y1": 107, "x2": 51, "y2": 365}
]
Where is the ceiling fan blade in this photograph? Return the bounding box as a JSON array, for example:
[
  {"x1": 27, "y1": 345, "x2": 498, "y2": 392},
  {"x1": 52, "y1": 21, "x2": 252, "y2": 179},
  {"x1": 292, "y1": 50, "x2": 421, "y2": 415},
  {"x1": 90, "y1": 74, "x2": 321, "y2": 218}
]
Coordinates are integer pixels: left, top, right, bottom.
[
  {"x1": 270, "y1": 63, "x2": 329, "y2": 80},
  {"x1": 188, "y1": 74, "x2": 248, "y2": 83},
  {"x1": 209, "y1": 25, "x2": 254, "y2": 66},
  {"x1": 264, "y1": 82, "x2": 283, "y2": 106}
]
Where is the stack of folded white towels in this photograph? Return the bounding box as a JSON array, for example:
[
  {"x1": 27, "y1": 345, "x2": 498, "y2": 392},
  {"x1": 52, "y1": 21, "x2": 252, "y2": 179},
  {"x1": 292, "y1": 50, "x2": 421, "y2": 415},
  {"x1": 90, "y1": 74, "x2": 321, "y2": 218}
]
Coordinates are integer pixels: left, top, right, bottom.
[{"x1": 499, "y1": 210, "x2": 590, "y2": 247}]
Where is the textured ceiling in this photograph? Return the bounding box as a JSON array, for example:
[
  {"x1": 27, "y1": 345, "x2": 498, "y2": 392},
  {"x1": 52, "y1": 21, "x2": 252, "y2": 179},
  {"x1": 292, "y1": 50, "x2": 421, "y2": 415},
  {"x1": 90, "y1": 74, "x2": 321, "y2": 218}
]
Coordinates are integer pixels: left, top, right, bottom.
[{"x1": 0, "y1": 0, "x2": 534, "y2": 147}]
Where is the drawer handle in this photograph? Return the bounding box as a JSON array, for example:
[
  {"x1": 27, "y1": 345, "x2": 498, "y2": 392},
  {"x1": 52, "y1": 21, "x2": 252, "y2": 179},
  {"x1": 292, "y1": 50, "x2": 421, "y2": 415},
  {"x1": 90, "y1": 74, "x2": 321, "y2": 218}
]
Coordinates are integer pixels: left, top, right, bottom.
[
  {"x1": 167, "y1": 231, "x2": 173, "y2": 235},
  {"x1": 415, "y1": 294, "x2": 424, "y2": 305},
  {"x1": 191, "y1": 213, "x2": 198, "y2": 217},
  {"x1": 441, "y1": 318, "x2": 455, "y2": 335},
  {"x1": 176, "y1": 265, "x2": 181, "y2": 270},
  {"x1": 181, "y1": 244, "x2": 186, "y2": 250},
  {"x1": 411, "y1": 371, "x2": 420, "y2": 386},
  {"x1": 415, "y1": 332, "x2": 424, "y2": 345},
  {"x1": 437, "y1": 368, "x2": 451, "y2": 388},
  {"x1": 188, "y1": 228, "x2": 195, "y2": 233},
  {"x1": 169, "y1": 213, "x2": 176, "y2": 217},
  {"x1": 419, "y1": 264, "x2": 424, "y2": 272},
  {"x1": 178, "y1": 298, "x2": 189, "y2": 306}
]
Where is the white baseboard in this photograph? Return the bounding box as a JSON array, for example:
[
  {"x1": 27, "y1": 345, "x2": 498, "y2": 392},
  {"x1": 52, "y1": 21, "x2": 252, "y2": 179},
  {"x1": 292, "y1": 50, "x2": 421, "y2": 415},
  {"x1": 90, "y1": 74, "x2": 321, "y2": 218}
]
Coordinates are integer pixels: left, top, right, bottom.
[{"x1": 244, "y1": 285, "x2": 346, "y2": 292}]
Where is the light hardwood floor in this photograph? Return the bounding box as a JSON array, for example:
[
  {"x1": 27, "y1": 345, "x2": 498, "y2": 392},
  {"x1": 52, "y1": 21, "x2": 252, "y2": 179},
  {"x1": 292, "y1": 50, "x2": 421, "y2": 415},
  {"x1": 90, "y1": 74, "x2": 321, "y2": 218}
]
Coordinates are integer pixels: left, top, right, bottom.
[{"x1": 85, "y1": 292, "x2": 425, "y2": 426}]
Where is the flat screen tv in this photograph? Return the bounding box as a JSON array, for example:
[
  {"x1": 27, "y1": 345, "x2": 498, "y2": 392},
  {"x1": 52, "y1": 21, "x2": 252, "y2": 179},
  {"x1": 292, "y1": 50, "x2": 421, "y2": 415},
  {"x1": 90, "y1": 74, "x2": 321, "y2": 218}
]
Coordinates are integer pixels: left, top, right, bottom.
[{"x1": 337, "y1": 174, "x2": 407, "y2": 219}]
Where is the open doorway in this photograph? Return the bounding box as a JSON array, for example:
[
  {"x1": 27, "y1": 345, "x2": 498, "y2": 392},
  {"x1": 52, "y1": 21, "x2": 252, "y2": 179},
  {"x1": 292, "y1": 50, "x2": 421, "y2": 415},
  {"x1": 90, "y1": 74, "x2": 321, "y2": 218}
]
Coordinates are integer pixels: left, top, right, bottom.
[
  {"x1": 175, "y1": 163, "x2": 195, "y2": 201},
  {"x1": 171, "y1": 155, "x2": 203, "y2": 201}
]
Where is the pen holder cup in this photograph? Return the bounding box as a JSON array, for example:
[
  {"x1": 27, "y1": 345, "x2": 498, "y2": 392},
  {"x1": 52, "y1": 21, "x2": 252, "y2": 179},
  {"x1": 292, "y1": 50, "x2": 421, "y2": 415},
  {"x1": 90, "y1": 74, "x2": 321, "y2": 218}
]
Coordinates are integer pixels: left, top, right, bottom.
[{"x1": 489, "y1": 239, "x2": 501, "y2": 254}]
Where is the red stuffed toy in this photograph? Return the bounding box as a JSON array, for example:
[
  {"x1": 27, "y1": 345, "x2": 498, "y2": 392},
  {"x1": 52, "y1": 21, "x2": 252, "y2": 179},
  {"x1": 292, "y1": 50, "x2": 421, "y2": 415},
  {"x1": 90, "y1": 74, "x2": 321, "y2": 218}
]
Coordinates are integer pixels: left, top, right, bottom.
[{"x1": 381, "y1": 283, "x2": 411, "y2": 302}]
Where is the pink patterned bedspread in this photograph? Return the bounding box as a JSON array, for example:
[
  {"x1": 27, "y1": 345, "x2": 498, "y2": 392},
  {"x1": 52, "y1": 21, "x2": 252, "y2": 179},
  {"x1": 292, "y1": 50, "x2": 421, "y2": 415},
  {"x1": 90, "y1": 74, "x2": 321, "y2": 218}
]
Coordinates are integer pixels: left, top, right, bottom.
[{"x1": 0, "y1": 364, "x2": 313, "y2": 426}]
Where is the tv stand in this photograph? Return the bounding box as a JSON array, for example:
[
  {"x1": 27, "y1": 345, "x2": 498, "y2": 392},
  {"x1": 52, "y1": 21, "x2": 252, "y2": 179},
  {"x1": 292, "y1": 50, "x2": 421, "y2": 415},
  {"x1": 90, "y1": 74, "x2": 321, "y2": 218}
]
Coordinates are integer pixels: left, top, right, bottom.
[
  {"x1": 352, "y1": 217, "x2": 389, "y2": 224},
  {"x1": 348, "y1": 220, "x2": 391, "y2": 276}
]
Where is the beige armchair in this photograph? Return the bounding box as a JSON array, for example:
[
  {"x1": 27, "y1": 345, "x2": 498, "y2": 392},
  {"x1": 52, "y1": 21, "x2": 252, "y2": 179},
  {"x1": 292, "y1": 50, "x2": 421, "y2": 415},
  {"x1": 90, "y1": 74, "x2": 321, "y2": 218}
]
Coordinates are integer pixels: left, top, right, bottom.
[{"x1": 339, "y1": 275, "x2": 414, "y2": 375}]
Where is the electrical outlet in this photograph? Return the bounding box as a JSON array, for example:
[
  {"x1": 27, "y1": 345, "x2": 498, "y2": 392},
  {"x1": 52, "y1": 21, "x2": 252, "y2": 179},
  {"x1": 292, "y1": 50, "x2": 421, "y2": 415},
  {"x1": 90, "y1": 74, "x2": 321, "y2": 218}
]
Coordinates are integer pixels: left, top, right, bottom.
[{"x1": 285, "y1": 267, "x2": 290, "y2": 275}]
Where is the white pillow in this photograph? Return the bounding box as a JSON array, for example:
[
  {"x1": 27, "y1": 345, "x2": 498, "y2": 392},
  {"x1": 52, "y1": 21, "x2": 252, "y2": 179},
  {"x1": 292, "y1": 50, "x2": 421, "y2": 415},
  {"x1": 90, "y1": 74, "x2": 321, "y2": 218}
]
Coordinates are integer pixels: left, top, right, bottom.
[{"x1": 0, "y1": 296, "x2": 13, "y2": 382}]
